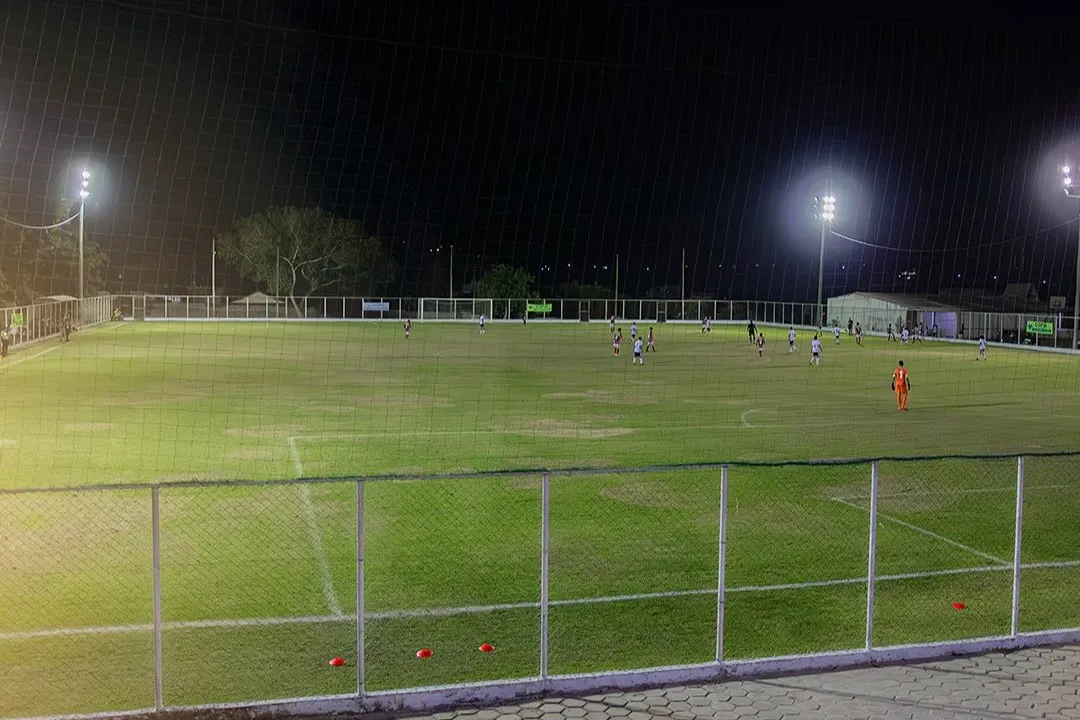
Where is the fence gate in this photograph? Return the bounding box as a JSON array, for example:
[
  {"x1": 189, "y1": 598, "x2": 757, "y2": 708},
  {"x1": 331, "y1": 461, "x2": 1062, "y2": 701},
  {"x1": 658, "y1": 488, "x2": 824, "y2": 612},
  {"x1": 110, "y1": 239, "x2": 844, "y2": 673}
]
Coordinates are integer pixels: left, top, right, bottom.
[{"x1": 133, "y1": 294, "x2": 145, "y2": 321}]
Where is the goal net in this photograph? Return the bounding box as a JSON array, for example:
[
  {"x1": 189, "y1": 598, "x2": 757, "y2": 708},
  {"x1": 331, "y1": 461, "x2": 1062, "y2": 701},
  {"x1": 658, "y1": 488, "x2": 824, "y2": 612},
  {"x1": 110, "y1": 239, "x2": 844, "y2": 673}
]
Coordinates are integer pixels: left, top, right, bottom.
[{"x1": 419, "y1": 298, "x2": 494, "y2": 321}]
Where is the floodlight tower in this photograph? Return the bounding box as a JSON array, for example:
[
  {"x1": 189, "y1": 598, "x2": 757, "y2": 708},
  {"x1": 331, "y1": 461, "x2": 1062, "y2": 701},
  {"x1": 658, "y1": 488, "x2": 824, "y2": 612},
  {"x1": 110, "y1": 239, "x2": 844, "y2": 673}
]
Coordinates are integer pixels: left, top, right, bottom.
[
  {"x1": 79, "y1": 170, "x2": 90, "y2": 299},
  {"x1": 812, "y1": 194, "x2": 836, "y2": 328},
  {"x1": 1062, "y1": 166, "x2": 1080, "y2": 348}
]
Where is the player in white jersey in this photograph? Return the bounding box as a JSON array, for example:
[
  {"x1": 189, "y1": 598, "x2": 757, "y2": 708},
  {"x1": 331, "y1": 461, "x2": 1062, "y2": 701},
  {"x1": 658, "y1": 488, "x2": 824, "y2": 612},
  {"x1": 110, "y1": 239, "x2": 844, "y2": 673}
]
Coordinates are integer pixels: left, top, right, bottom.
[
  {"x1": 706, "y1": 317, "x2": 712, "y2": 333},
  {"x1": 833, "y1": 326, "x2": 841, "y2": 344},
  {"x1": 901, "y1": 327, "x2": 910, "y2": 344},
  {"x1": 630, "y1": 321, "x2": 638, "y2": 339},
  {"x1": 632, "y1": 337, "x2": 644, "y2": 365},
  {"x1": 479, "y1": 314, "x2": 486, "y2": 334},
  {"x1": 756, "y1": 333, "x2": 765, "y2": 357},
  {"x1": 788, "y1": 327, "x2": 797, "y2": 352},
  {"x1": 404, "y1": 319, "x2": 411, "y2": 340},
  {"x1": 977, "y1": 334, "x2": 988, "y2": 360},
  {"x1": 810, "y1": 336, "x2": 822, "y2": 365},
  {"x1": 609, "y1": 315, "x2": 616, "y2": 334}
]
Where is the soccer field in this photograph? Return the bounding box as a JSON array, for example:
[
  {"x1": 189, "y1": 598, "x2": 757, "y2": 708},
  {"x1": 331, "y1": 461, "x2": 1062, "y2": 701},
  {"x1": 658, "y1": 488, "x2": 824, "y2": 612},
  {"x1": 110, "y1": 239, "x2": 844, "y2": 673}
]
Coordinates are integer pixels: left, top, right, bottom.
[{"x1": 1, "y1": 321, "x2": 1079, "y2": 717}]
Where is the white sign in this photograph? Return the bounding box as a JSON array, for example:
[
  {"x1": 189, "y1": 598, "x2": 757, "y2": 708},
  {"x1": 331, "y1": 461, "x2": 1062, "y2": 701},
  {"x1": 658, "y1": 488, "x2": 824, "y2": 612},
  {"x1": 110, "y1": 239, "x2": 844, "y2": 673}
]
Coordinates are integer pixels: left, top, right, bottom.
[{"x1": 362, "y1": 301, "x2": 390, "y2": 312}]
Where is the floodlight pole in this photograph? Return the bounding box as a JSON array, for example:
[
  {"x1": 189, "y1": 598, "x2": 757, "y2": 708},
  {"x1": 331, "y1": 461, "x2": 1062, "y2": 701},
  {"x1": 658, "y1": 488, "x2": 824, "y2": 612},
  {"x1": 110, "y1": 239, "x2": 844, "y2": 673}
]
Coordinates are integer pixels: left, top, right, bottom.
[
  {"x1": 1061, "y1": 166, "x2": 1080, "y2": 348},
  {"x1": 211, "y1": 236, "x2": 217, "y2": 299},
  {"x1": 817, "y1": 221, "x2": 826, "y2": 329},
  {"x1": 449, "y1": 245, "x2": 454, "y2": 299},
  {"x1": 78, "y1": 170, "x2": 90, "y2": 299}
]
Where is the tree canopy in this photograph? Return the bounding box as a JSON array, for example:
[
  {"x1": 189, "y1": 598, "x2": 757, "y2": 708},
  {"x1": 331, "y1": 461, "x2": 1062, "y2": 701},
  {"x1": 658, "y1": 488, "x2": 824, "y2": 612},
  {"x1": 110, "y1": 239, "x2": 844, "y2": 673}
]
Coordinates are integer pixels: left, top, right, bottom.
[
  {"x1": 216, "y1": 206, "x2": 396, "y2": 301},
  {"x1": 0, "y1": 200, "x2": 107, "y2": 305},
  {"x1": 475, "y1": 264, "x2": 534, "y2": 299}
]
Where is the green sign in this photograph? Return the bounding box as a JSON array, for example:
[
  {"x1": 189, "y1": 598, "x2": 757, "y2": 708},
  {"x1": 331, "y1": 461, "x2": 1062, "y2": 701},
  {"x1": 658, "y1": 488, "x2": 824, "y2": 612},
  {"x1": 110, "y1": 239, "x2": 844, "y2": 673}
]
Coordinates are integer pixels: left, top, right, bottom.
[
  {"x1": 527, "y1": 303, "x2": 552, "y2": 313},
  {"x1": 11, "y1": 311, "x2": 23, "y2": 327},
  {"x1": 1026, "y1": 320, "x2": 1054, "y2": 336}
]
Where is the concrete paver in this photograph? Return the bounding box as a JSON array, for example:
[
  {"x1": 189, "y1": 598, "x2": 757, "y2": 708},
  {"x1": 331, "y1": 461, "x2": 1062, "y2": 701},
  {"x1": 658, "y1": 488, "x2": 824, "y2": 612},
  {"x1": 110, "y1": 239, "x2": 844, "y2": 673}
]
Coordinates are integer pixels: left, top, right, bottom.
[{"x1": 400, "y1": 645, "x2": 1079, "y2": 719}]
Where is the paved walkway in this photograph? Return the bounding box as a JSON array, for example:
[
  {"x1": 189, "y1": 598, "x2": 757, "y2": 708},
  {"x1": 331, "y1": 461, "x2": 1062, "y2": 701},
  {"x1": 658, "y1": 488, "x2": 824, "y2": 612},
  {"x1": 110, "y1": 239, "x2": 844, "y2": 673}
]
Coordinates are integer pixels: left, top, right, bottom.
[{"x1": 404, "y1": 645, "x2": 1080, "y2": 719}]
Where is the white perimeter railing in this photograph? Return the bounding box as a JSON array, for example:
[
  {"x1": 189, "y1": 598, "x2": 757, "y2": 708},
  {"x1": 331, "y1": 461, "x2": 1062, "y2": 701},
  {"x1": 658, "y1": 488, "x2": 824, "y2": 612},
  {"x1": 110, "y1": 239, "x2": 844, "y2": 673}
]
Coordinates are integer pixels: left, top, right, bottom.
[
  {"x1": 2, "y1": 455, "x2": 1078, "y2": 720},
  {"x1": 125, "y1": 294, "x2": 1080, "y2": 353},
  {"x1": 0, "y1": 296, "x2": 114, "y2": 349}
]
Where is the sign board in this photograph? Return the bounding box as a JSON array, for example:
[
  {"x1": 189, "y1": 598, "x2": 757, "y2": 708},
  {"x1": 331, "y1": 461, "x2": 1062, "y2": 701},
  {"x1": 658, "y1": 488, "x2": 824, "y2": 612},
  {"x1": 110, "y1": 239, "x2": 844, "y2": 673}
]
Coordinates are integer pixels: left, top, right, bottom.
[
  {"x1": 362, "y1": 301, "x2": 390, "y2": 312},
  {"x1": 1025, "y1": 320, "x2": 1054, "y2": 336},
  {"x1": 1050, "y1": 296, "x2": 1067, "y2": 310},
  {"x1": 527, "y1": 303, "x2": 552, "y2": 313},
  {"x1": 11, "y1": 311, "x2": 23, "y2": 327}
]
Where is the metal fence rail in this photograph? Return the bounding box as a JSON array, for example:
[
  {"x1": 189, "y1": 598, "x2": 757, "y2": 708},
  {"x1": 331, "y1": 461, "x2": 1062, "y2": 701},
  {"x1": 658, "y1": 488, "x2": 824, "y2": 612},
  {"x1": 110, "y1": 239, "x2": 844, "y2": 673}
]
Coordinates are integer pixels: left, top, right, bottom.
[
  {"x1": 2, "y1": 453, "x2": 1078, "y2": 719},
  {"x1": 127, "y1": 294, "x2": 1080, "y2": 351},
  {"x1": 0, "y1": 295, "x2": 114, "y2": 348}
]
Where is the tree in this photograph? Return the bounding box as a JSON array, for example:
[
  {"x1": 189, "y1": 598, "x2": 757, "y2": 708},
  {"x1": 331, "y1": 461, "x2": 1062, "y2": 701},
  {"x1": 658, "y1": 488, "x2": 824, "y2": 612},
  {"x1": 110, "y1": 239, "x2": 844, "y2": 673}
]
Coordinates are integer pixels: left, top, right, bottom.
[
  {"x1": 0, "y1": 199, "x2": 107, "y2": 304},
  {"x1": 475, "y1": 264, "x2": 535, "y2": 319},
  {"x1": 216, "y1": 206, "x2": 396, "y2": 308}
]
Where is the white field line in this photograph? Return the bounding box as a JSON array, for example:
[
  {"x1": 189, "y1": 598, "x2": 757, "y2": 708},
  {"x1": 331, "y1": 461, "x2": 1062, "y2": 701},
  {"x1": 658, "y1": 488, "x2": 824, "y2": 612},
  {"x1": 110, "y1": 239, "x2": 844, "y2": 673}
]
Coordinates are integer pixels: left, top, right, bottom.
[
  {"x1": 0, "y1": 342, "x2": 63, "y2": 371},
  {"x1": 832, "y1": 496, "x2": 1010, "y2": 566},
  {"x1": 4, "y1": 559, "x2": 1079, "y2": 642},
  {"x1": 739, "y1": 409, "x2": 764, "y2": 428},
  {"x1": 832, "y1": 484, "x2": 1076, "y2": 502},
  {"x1": 288, "y1": 437, "x2": 344, "y2": 617}
]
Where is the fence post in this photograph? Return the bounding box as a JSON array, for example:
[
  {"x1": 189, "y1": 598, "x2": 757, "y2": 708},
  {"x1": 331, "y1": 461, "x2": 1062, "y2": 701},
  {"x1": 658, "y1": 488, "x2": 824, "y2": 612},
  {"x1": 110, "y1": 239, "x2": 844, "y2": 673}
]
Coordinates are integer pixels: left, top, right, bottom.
[
  {"x1": 865, "y1": 462, "x2": 879, "y2": 652},
  {"x1": 1011, "y1": 456, "x2": 1025, "y2": 637},
  {"x1": 356, "y1": 480, "x2": 366, "y2": 699},
  {"x1": 715, "y1": 466, "x2": 729, "y2": 663},
  {"x1": 540, "y1": 473, "x2": 551, "y2": 680},
  {"x1": 151, "y1": 487, "x2": 164, "y2": 711}
]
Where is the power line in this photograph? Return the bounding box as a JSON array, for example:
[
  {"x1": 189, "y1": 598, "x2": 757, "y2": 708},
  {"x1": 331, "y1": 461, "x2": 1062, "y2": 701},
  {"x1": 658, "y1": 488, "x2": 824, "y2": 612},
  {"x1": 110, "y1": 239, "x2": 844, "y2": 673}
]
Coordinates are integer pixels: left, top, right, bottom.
[
  {"x1": 0, "y1": 209, "x2": 81, "y2": 231},
  {"x1": 829, "y1": 218, "x2": 1078, "y2": 254}
]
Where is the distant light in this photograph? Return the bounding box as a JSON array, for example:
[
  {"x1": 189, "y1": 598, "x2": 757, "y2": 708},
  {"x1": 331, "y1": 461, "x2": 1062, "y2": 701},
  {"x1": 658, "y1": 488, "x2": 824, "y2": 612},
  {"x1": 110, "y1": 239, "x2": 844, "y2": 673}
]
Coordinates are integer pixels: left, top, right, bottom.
[
  {"x1": 1063, "y1": 166, "x2": 1071, "y2": 175},
  {"x1": 957, "y1": 274, "x2": 961, "y2": 278},
  {"x1": 82, "y1": 169, "x2": 90, "y2": 180},
  {"x1": 1065, "y1": 177, "x2": 1073, "y2": 186},
  {"x1": 79, "y1": 189, "x2": 89, "y2": 199},
  {"x1": 823, "y1": 195, "x2": 836, "y2": 203}
]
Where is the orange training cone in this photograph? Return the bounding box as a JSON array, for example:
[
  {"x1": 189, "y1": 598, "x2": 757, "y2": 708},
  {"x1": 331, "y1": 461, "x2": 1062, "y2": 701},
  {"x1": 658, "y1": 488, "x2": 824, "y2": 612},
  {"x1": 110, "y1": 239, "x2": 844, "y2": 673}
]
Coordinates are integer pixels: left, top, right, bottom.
[
  {"x1": 329, "y1": 657, "x2": 346, "y2": 667},
  {"x1": 479, "y1": 643, "x2": 494, "y2": 653},
  {"x1": 952, "y1": 602, "x2": 967, "y2": 610},
  {"x1": 416, "y1": 648, "x2": 433, "y2": 659}
]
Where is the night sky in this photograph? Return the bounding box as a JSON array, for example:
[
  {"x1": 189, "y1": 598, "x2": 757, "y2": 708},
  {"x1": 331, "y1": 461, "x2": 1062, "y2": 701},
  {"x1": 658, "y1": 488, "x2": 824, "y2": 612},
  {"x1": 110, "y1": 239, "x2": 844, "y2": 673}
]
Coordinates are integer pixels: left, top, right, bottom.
[{"x1": 2, "y1": 1, "x2": 1080, "y2": 302}]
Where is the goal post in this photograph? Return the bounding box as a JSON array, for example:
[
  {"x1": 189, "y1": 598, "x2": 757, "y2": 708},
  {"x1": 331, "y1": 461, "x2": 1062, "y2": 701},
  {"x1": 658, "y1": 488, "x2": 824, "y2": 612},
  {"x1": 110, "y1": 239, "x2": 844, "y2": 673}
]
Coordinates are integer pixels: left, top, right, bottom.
[{"x1": 419, "y1": 298, "x2": 494, "y2": 321}]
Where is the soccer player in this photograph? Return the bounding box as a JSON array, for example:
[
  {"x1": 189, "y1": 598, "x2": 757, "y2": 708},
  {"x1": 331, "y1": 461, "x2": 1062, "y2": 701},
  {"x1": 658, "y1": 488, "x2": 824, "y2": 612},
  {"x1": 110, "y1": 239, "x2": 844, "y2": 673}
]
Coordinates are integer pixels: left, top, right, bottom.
[
  {"x1": 613, "y1": 328, "x2": 622, "y2": 356},
  {"x1": 609, "y1": 315, "x2": 616, "y2": 334},
  {"x1": 855, "y1": 322, "x2": 863, "y2": 346},
  {"x1": 901, "y1": 327, "x2": 910, "y2": 344},
  {"x1": 61, "y1": 314, "x2": 72, "y2": 343},
  {"x1": 646, "y1": 327, "x2": 656, "y2": 351},
  {"x1": 479, "y1": 314, "x2": 486, "y2": 334},
  {"x1": 887, "y1": 324, "x2": 895, "y2": 342},
  {"x1": 632, "y1": 337, "x2": 644, "y2": 366},
  {"x1": 847, "y1": 317, "x2": 854, "y2": 335},
  {"x1": 747, "y1": 320, "x2": 757, "y2": 343},
  {"x1": 833, "y1": 326, "x2": 841, "y2": 344},
  {"x1": 404, "y1": 319, "x2": 411, "y2": 340},
  {"x1": 892, "y1": 360, "x2": 911, "y2": 411},
  {"x1": 788, "y1": 327, "x2": 797, "y2": 353},
  {"x1": 630, "y1": 321, "x2": 638, "y2": 339},
  {"x1": 0, "y1": 325, "x2": 9, "y2": 359},
  {"x1": 700, "y1": 317, "x2": 707, "y2": 335},
  {"x1": 977, "y1": 334, "x2": 988, "y2": 360},
  {"x1": 756, "y1": 333, "x2": 765, "y2": 357},
  {"x1": 810, "y1": 335, "x2": 822, "y2": 366},
  {"x1": 706, "y1": 317, "x2": 712, "y2": 334}
]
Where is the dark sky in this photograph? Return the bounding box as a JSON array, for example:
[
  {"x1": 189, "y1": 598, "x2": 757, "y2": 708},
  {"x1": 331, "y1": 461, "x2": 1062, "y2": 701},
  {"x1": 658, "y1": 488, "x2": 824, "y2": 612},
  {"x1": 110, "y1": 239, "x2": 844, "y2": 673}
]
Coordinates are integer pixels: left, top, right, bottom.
[{"x1": 2, "y1": 1, "x2": 1080, "y2": 301}]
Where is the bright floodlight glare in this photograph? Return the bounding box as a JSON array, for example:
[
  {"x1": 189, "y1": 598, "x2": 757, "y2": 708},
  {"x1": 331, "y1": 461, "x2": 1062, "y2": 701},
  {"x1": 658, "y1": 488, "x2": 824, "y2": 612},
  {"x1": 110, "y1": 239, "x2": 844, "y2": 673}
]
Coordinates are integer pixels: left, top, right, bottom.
[
  {"x1": 823, "y1": 195, "x2": 836, "y2": 203},
  {"x1": 79, "y1": 189, "x2": 89, "y2": 199},
  {"x1": 82, "y1": 169, "x2": 90, "y2": 180},
  {"x1": 1063, "y1": 166, "x2": 1071, "y2": 175},
  {"x1": 1065, "y1": 177, "x2": 1073, "y2": 186},
  {"x1": 822, "y1": 211, "x2": 834, "y2": 220}
]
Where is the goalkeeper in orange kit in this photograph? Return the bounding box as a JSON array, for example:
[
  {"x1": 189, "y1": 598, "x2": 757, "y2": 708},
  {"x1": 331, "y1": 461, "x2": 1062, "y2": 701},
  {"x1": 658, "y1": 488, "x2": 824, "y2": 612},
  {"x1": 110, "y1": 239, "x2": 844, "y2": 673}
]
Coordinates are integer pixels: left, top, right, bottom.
[{"x1": 892, "y1": 360, "x2": 910, "y2": 411}]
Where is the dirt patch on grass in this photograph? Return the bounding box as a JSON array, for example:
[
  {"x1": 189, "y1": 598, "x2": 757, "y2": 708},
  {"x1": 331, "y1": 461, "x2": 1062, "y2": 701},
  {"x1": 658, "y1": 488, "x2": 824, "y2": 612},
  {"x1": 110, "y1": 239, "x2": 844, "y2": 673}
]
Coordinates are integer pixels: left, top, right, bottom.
[
  {"x1": 229, "y1": 447, "x2": 284, "y2": 461},
  {"x1": 544, "y1": 390, "x2": 656, "y2": 406},
  {"x1": 507, "y1": 419, "x2": 635, "y2": 439},
  {"x1": 599, "y1": 480, "x2": 699, "y2": 509},
  {"x1": 63, "y1": 422, "x2": 116, "y2": 432},
  {"x1": 0, "y1": 438, "x2": 17, "y2": 447},
  {"x1": 226, "y1": 424, "x2": 306, "y2": 439}
]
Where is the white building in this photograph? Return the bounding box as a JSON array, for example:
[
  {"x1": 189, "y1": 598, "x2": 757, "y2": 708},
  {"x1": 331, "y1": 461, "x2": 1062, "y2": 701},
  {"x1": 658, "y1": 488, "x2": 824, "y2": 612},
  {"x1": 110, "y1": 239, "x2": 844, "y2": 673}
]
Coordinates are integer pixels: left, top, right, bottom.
[{"x1": 827, "y1": 292, "x2": 959, "y2": 337}]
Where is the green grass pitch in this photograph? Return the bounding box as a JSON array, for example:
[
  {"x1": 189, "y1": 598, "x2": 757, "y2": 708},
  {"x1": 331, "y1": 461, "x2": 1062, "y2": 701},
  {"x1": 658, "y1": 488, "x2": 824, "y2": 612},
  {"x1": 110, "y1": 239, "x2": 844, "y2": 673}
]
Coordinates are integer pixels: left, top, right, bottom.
[{"x1": 1, "y1": 320, "x2": 1078, "y2": 717}]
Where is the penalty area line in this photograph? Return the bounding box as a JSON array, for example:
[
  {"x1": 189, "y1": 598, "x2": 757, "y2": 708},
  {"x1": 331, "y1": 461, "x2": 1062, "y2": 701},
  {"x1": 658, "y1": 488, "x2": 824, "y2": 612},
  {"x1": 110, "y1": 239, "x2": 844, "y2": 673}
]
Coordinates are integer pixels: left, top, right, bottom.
[
  {"x1": 832, "y1": 496, "x2": 1010, "y2": 566},
  {"x1": 288, "y1": 436, "x2": 344, "y2": 618},
  {"x1": 6, "y1": 560, "x2": 1079, "y2": 642}
]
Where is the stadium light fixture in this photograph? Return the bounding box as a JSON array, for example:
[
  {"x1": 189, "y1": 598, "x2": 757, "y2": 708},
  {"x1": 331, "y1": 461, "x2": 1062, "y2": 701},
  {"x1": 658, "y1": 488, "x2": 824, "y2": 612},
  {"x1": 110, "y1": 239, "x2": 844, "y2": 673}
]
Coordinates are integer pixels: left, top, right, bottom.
[
  {"x1": 78, "y1": 169, "x2": 90, "y2": 299},
  {"x1": 1062, "y1": 163, "x2": 1080, "y2": 347}
]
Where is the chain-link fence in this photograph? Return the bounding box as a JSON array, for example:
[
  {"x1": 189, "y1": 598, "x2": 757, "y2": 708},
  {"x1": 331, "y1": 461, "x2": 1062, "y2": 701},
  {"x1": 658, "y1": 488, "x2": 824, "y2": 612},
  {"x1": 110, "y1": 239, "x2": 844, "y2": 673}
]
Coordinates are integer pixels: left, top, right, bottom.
[{"x1": 1, "y1": 454, "x2": 1078, "y2": 718}]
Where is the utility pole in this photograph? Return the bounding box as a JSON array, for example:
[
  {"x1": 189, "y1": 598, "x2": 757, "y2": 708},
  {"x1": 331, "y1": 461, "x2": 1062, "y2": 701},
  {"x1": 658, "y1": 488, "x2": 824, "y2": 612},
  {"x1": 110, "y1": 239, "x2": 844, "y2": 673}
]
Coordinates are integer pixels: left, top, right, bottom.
[
  {"x1": 211, "y1": 236, "x2": 217, "y2": 299},
  {"x1": 449, "y1": 245, "x2": 454, "y2": 299},
  {"x1": 1060, "y1": 165, "x2": 1080, "y2": 348},
  {"x1": 78, "y1": 170, "x2": 90, "y2": 298},
  {"x1": 681, "y1": 247, "x2": 686, "y2": 302}
]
